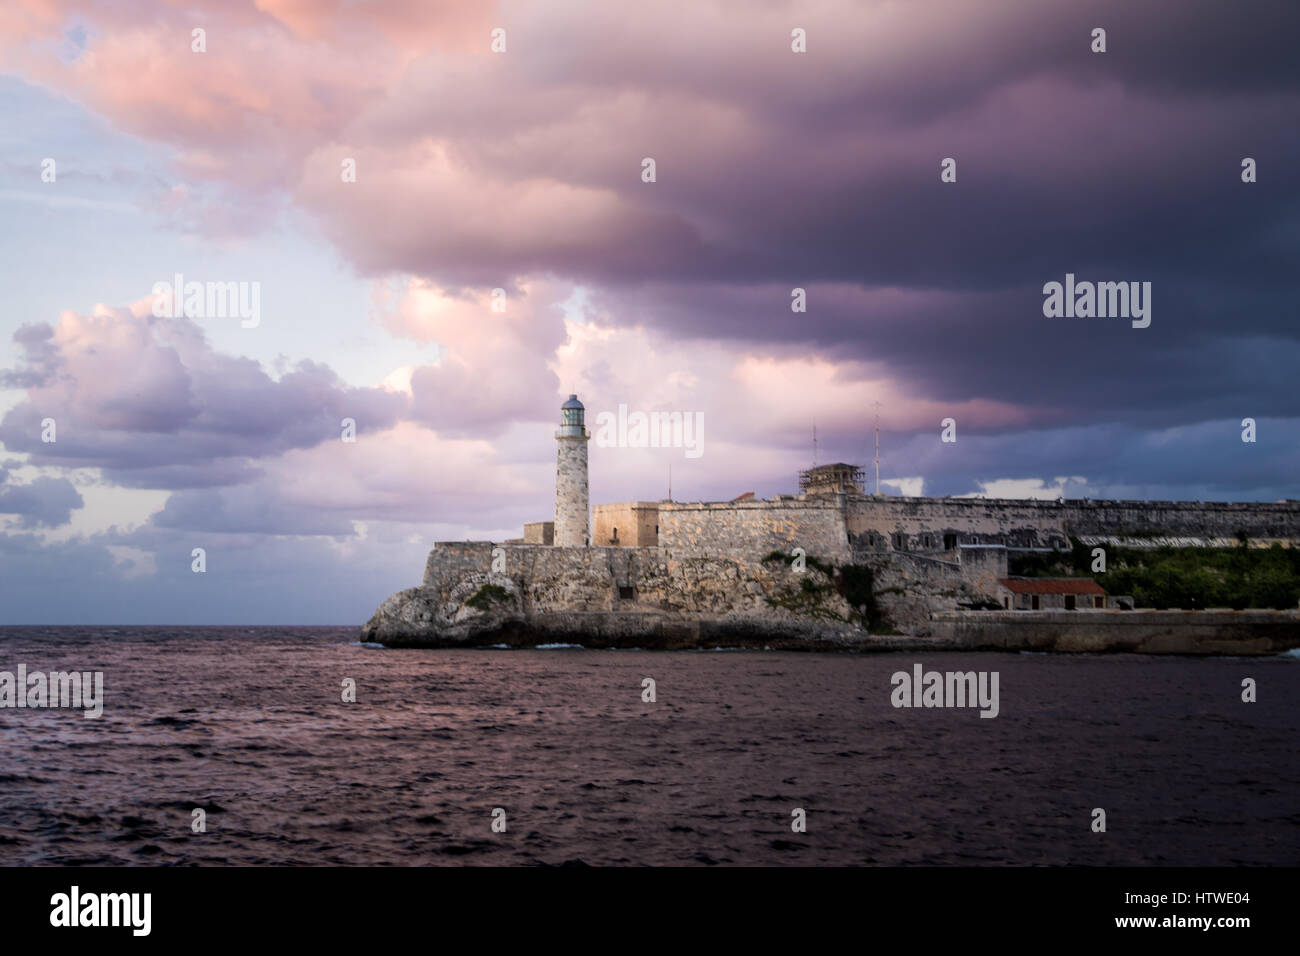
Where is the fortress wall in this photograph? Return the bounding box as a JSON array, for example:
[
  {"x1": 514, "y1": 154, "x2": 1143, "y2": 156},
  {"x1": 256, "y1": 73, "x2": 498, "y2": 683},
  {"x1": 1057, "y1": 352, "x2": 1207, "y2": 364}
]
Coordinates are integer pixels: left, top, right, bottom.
[
  {"x1": 507, "y1": 544, "x2": 659, "y2": 613},
  {"x1": 854, "y1": 548, "x2": 1005, "y2": 602},
  {"x1": 1057, "y1": 499, "x2": 1300, "y2": 540},
  {"x1": 658, "y1": 496, "x2": 852, "y2": 565},
  {"x1": 425, "y1": 542, "x2": 662, "y2": 613},
  {"x1": 523, "y1": 521, "x2": 554, "y2": 545},
  {"x1": 845, "y1": 496, "x2": 1069, "y2": 549},
  {"x1": 956, "y1": 545, "x2": 1010, "y2": 594},
  {"x1": 418, "y1": 500, "x2": 1300, "y2": 637},
  {"x1": 423, "y1": 542, "x2": 496, "y2": 590},
  {"x1": 853, "y1": 551, "x2": 987, "y2": 633},
  {"x1": 844, "y1": 496, "x2": 1300, "y2": 549},
  {"x1": 593, "y1": 501, "x2": 660, "y2": 547}
]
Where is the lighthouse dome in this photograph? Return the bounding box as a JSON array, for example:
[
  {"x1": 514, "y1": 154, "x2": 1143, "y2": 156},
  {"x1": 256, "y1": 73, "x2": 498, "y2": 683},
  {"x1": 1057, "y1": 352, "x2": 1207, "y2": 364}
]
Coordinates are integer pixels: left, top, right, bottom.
[{"x1": 559, "y1": 394, "x2": 585, "y2": 430}]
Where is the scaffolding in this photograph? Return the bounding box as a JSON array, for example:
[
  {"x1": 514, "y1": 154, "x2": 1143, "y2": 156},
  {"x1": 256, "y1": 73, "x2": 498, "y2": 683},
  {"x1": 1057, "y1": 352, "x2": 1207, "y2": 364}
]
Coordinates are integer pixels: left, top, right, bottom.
[{"x1": 798, "y1": 462, "x2": 865, "y2": 495}]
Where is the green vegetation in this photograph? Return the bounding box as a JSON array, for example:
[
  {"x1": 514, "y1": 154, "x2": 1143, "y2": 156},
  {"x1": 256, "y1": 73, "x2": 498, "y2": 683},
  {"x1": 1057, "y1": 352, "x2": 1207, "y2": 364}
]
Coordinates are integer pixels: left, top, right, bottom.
[
  {"x1": 466, "y1": 584, "x2": 513, "y2": 610},
  {"x1": 763, "y1": 566, "x2": 842, "y2": 621},
  {"x1": 762, "y1": 552, "x2": 892, "y2": 630},
  {"x1": 1009, "y1": 539, "x2": 1300, "y2": 610}
]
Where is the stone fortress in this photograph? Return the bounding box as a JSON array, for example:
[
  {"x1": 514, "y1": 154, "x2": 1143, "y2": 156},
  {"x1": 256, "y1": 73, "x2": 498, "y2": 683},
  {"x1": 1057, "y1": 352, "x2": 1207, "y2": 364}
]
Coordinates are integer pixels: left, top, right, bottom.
[{"x1": 363, "y1": 395, "x2": 1300, "y2": 653}]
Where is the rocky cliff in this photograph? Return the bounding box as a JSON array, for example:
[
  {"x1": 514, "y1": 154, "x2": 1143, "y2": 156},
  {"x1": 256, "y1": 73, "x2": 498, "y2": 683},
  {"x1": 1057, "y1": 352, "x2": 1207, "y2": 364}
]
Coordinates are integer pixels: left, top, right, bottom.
[
  {"x1": 361, "y1": 542, "x2": 908, "y2": 649},
  {"x1": 362, "y1": 541, "x2": 1300, "y2": 654}
]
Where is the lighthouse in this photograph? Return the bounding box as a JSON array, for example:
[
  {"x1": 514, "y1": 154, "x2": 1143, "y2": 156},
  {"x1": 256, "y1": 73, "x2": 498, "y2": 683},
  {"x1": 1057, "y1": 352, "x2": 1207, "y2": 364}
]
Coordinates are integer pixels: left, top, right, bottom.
[{"x1": 554, "y1": 394, "x2": 590, "y2": 547}]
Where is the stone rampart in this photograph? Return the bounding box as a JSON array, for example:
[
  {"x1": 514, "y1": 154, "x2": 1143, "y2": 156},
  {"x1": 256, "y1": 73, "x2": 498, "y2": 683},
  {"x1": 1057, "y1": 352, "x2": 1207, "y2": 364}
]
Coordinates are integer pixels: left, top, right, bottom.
[
  {"x1": 658, "y1": 496, "x2": 851, "y2": 565},
  {"x1": 842, "y1": 495, "x2": 1300, "y2": 552}
]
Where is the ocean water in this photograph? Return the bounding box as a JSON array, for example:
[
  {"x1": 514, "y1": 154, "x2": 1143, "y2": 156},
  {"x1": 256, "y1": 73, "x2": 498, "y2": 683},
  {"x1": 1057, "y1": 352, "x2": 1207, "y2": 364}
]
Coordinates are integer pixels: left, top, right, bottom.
[{"x1": 0, "y1": 626, "x2": 1295, "y2": 866}]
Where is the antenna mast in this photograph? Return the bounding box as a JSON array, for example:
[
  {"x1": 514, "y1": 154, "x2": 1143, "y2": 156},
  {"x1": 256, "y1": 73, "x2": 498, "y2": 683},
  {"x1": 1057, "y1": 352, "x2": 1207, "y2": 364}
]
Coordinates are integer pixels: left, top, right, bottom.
[
  {"x1": 873, "y1": 401, "x2": 881, "y2": 496},
  {"x1": 812, "y1": 423, "x2": 818, "y2": 467}
]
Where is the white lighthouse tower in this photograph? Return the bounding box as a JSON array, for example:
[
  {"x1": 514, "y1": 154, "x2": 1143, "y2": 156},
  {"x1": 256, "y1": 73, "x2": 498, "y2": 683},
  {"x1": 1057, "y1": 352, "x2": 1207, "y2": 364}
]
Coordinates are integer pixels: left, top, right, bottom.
[{"x1": 554, "y1": 394, "x2": 590, "y2": 547}]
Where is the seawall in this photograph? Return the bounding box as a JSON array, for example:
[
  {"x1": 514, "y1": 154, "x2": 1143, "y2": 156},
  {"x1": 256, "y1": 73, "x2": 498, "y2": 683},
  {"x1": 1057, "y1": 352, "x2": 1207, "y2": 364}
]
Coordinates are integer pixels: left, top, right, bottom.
[{"x1": 931, "y1": 609, "x2": 1300, "y2": 655}]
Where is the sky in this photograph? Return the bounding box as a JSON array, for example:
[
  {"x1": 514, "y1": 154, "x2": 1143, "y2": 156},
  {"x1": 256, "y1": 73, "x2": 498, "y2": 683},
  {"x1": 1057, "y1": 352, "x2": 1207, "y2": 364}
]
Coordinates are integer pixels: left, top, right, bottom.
[{"x1": 0, "y1": 0, "x2": 1297, "y2": 624}]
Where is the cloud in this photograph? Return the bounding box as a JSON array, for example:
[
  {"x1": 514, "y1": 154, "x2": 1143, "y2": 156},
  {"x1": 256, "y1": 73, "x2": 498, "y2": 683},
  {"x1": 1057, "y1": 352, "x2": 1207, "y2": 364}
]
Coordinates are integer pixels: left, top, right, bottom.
[
  {"x1": 0, "y1": 301, "x2": 409, "y2": 487},
  {"x1": 0, "y1": 474, "x2": 83, "y2": 528},
  {"x1": 376, "y1": 276, "x2": 571, "y2": 437},
  {"x1": 2, "y1": 1, "x2": 1296, "y2": 444},
  {"x1": 148, "y1": 419, "x2": 549, "y2": 535},
  {"x1": 882, "y1": 477, "x2": 924, "y2": 498},
  {"x1": 960, "y1": 477, "x2": 1090, "y2": 500}
]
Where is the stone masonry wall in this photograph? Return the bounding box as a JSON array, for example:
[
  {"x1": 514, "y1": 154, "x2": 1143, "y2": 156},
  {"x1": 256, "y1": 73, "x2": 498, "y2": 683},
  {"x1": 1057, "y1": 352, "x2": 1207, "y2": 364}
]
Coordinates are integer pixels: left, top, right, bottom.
[
  {"x1": 593, "y1": 501, "x2": 660, "y2": 547},
  {"x1": 523, "y1": 521, "x2": 554, "y2": 545},
  {"x1": 844, "y1": 495, "x2": 1300, "y2": 550},
  {"x1": 554, "y1": 435, "x2": 590, "y2": 547},
  {"x1": 1058, "y1": 499, "x2": 1300, "y2": 541},
  {"x1": 955, "y1": 545, "x2": 1010, "y2": 594},
  {"x1": 845, "y1": 496, "x2": 1069, "y2": 550},
  {"x1": 658, "y1": 496, "x2": 852, "y2": 566},
  {"x1": 424, "y1": 543, "x2": 657, "y2": 613}
]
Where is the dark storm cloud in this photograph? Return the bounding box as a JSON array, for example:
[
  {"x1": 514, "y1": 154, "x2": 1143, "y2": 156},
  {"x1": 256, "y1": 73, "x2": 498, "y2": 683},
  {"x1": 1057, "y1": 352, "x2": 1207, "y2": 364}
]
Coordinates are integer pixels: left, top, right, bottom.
[
  {"x1": 5, "y1": 0, "x2": 1298, "y2": 507},
  {"x1": 314, "y1": 0, "x2": 1300, "y2": 450}
]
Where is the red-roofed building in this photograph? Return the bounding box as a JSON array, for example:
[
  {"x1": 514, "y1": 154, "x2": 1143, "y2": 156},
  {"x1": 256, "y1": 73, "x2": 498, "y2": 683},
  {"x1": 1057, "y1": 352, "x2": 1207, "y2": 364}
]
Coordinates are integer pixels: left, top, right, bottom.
[{"x1": 997, "y1": 577, "x2": 1107, "y2": 610}]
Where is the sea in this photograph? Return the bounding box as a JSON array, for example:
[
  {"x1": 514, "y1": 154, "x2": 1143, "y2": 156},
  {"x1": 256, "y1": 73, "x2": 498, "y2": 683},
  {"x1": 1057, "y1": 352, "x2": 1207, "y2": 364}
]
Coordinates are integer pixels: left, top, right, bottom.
[{"x1": 0, "y1": 626, "x2": 1295, "y2": 866}]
